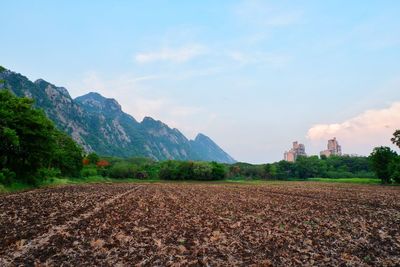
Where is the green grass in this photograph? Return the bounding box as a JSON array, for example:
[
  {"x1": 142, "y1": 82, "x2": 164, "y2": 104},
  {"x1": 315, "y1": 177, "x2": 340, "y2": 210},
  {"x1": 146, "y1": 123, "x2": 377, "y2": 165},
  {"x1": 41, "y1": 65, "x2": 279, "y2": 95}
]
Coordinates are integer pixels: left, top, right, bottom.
[
  {"x1": 0, "y1": 176, "x2": 161, "y2": 193},
  {"x1": 307, "y1": 177, "x2": 381, "y2": 184},
  {"x1": 0, "y1": 181, "x2": 36, "y2": 193},
  {"x1": 39, "y1": 176, "x2": 161, "y2": 187}
]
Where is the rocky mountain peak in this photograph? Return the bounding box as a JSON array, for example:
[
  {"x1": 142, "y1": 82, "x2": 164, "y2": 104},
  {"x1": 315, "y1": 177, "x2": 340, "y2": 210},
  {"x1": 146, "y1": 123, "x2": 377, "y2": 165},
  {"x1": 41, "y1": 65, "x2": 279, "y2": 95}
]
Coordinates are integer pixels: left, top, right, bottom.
[
  {"x1": 75, "y1": 92, "x2": 122, "y2": 113},
  {"x1": 34, "y1": 79, "x2": 71, "y2": 98}
]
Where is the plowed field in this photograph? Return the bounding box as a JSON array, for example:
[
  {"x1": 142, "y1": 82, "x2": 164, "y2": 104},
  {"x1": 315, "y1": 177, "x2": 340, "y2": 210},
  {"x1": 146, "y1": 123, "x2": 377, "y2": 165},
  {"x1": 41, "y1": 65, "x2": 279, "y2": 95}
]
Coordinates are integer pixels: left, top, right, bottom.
[{"x1": 1, "y1": 182, "x2": 399, "y2": 266}]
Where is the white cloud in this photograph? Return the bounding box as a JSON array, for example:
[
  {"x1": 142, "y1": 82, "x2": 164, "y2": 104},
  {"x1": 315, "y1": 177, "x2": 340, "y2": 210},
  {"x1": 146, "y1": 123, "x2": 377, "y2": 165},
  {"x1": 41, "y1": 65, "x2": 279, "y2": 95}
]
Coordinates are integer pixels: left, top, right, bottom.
[
  {"x1": 307, "y1": 102, "x2": 400, "y2": 153},
  {"x1": 135, "y1": 44, "x2": 207, "y2": 63}
]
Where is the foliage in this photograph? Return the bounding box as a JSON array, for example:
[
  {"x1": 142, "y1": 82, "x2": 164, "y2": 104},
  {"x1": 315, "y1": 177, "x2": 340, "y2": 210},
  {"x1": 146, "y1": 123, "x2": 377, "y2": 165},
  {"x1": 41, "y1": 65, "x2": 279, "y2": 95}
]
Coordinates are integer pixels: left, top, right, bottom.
[
  {"x1": 370, "y1": 146, "x2": 397, "y2": 184},
  {"x1": 0, "y1": 168, "x2": 16, "y2": 185},
  {"x1": 81, "y1": 167, "x2": 98, "y2": 178},
  {"x1": 0, "y1": 90, "x2": 56, "y2": 183},
  {"x1": 82, "y1": 158, "x2": 90, "y2": 165},
  {"x1": 388, "y1": 156, "x2": 400, "y2": 183},
  {"x1": 87, "y1": 153, "x2": 100, "y2": 165},
  {"x1": 51, "y1": 130, "x2": 83, "y2": 177},
  {"x1": 295, "y1": 156, "x2": 327, "y2": 179},
  {"x1": 36, "y1": 168, "x2": 61, "y2": 180},
  {"x1": 391, "y1": 129, "x2": 400, "y2": 149},
  {"x1": 159, "y1": 161, "x2": 227, "y2": 181},
  {"x1": 0, "y1": 90, "x2": 83, "y2": 184},
  {"x1": 108, "y1": 162, "x2": 138, "y2": 179},
  {"x1": 96, "y1": 159, "x2": 110, "y2": 167},
  {"x1": 225, "y1": 155, "x2": 374, "y2": 180}
]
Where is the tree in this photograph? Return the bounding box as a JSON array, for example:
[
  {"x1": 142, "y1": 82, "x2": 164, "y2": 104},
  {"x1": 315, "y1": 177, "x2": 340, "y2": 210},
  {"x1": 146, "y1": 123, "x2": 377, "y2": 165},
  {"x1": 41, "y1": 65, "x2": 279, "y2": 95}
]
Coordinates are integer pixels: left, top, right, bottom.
[
  {"x1": 370, "y1": 147, "x2": 397, "y2": 184},
  {"x1": 264, "y1": 163, "x2": 277, "y2": 179},
  {"x1": 87, "y1": 152, "x2": 100, "y2": 165},
  {"x1": 391, "y1": 130, "x2": 400, "y2": 149},
  {"x1": 389, "y1": 156, "x2": 400, "y2": 183},
  {"x1": 0, "y1": 90, "x2": 56, "y2": 183},
  {"x1": 0, "y1": 90, "x2": 84, "y2": 184},
  {"x1": 50, "y1": 130, "x2": 83, "y2": 177},
  {"x1": 295, "y1": 156, "x2": 327, "y2": 179}
]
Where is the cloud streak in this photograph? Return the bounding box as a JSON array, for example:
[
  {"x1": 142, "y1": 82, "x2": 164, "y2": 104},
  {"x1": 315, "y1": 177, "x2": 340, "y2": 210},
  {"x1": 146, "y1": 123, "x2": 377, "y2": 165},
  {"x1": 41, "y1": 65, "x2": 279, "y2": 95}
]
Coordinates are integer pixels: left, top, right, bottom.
[{"x1": 135, "y1": 44, "x2": 207, "y2": 63}]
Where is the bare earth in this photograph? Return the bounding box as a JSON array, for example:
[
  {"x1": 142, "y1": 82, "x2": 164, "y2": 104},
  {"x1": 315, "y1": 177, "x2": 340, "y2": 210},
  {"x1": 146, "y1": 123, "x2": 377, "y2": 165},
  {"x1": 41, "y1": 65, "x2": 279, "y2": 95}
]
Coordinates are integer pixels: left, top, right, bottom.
[{"x1": 0, "y1": 182, "x2": 399, "y2": 266}]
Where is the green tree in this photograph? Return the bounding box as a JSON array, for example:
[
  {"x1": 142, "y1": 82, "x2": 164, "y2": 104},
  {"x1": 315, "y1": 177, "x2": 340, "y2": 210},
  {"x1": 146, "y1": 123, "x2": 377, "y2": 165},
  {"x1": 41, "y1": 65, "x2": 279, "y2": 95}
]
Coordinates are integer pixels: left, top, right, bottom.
[
  {"x1": 87, "y1": 152, "x2": 100, "y2": 165},
  {"x1": 391, "y1": 130, "x2": 400, "y2": 149},
  {"x1": 295, "y1": 156, "x2": 327, "y2": 179},
  {"x1": 389, "y1": 156, "x2": 400, "y2": 183},
  {"x1": 51, "y1": 130, "x2": 83, "y2": 177},
  {"x1": 264, "y1": 163, "x2": 277, "y2": 179},
  {"x1": 210, "y1": 161, "x2": 227, "y2": 180},
  {"x1": 0, "y1": 90, "x2": 56, "y2": 183},
  {"x1": 0, "y1": 90, "x2": 84, "y2": 184},
  {"x1": 370, "y1": 146, "x2": 397, "y2": 184}
]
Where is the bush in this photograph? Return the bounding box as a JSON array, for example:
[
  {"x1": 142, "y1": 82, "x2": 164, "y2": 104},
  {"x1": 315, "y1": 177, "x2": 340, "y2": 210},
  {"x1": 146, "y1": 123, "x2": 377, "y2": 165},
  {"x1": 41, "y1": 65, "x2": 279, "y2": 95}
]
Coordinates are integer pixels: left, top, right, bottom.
[
  {"x1": 108, "y1": 163, "x2": 137, "y2": 179},
  {"x1": 81, "y1": 167, "x2": 98, "y2": 178},
  {"x1": 210, "y1": 162, "x2": 227, "y2": 180},
  {"x1": 36, "y1": 168, "x2": 61, "y2": 180},
  {"x1": 389, "y1": 157, "x2": 400, "y2": 183},
  {"x1": 0, "y1": 168, "x2": 16, "y2": 185},
  {"x1": 159, "y1": 161, "x2": 226, "y2": 181}
]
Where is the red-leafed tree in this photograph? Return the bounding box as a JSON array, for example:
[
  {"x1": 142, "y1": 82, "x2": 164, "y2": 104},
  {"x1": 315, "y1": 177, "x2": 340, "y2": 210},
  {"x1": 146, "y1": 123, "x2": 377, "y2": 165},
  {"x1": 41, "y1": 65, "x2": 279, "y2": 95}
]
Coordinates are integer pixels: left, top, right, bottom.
[
  {"x1": 97, "y1": 159, "x2": 110, "y2": 168},
  {"x1": 82, "y1": 158, "x2": 90, "y2": 166}
]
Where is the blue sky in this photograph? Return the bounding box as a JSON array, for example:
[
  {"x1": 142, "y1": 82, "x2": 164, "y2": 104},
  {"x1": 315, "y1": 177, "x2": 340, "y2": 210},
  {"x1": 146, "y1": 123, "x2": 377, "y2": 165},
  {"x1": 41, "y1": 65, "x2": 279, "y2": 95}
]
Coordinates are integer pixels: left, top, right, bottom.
[{"x1": 2, "y1": 0, "x2": 400, "y2": 163}]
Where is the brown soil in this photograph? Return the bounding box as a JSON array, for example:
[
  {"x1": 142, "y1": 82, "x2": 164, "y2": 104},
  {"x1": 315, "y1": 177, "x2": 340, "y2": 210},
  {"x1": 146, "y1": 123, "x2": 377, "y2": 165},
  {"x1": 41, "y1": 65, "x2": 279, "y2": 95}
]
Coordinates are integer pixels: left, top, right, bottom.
[{"x1": 0, "y1": 182, "x2": 399, "y2": 266}]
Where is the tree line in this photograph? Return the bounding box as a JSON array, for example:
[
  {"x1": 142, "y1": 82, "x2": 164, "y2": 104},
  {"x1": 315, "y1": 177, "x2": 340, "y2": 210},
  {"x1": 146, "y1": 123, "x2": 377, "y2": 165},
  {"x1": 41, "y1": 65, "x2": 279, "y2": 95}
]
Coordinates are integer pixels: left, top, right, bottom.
[{"x1": 1, "y1": 90, "x2": 399, "y2": 186}]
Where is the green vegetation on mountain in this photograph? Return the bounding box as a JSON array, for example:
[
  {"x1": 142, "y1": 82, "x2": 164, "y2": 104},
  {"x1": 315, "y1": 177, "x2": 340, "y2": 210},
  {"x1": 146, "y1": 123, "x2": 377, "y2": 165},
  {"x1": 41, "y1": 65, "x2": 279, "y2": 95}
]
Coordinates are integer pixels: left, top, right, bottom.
[{"x1": 0, "y1": 67, "x2": 235, "y2": 163}]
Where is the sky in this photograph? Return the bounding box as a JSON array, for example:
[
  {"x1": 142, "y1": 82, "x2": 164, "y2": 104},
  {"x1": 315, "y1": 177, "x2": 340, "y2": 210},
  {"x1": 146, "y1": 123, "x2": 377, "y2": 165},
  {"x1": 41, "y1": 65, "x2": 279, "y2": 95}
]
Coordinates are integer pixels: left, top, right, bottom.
[{"x1": 1, "y1": 0, "x2": 400, "y2": 163}]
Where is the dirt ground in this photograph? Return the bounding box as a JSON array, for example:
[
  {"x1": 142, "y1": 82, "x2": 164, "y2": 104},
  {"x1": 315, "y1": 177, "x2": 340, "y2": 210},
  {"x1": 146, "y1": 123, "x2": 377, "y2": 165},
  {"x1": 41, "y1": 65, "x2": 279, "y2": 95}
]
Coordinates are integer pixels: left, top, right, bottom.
[{"x1": 0, "y1": 182, "x2": 399, "y2": 266}]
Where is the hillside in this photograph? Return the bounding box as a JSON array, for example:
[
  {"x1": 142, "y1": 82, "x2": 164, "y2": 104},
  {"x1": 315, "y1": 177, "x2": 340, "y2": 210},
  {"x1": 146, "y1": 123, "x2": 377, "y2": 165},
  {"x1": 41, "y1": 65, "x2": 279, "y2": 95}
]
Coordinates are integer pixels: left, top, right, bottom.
[{"x1": 0, "y1": 67, "x2": 235, "y2": 163}]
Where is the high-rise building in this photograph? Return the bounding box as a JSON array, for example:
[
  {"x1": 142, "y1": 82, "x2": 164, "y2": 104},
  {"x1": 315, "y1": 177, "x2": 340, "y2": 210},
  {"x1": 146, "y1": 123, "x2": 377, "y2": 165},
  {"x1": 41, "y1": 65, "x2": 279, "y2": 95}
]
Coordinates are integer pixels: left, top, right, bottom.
[
  {"x1": 320, "y1": 137, "x2": 342, "y2": 157},
  {"x1": 284, "y1": 141, "x2": 306, "y2": 162}
]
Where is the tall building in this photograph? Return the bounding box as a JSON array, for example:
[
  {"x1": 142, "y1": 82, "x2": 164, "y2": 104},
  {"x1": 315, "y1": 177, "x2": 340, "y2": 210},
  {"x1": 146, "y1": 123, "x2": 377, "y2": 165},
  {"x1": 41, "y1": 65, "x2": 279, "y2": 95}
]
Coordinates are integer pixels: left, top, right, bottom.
[
  {"x1": 284, "y1": 141, "x2": 306, "y2": 162},
  {"x1": 320, "y1": 137, "x2": 342, "y2": 157}
]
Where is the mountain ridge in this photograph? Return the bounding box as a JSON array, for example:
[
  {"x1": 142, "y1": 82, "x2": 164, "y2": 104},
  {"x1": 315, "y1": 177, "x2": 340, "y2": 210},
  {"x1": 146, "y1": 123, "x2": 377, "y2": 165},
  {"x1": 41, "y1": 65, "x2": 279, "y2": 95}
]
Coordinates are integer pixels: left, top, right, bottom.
[{"x1": 0, "y1": 66, "x2": 236, "y2": 163}]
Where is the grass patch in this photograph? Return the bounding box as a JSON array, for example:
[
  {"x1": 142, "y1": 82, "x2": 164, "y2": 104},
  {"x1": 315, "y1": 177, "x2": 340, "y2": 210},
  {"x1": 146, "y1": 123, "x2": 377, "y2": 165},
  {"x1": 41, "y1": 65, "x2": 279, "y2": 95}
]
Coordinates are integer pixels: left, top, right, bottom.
[
  {"x1": 308, "y1": 177, "x2": 381, "y2": 184},
  {"x1": 0, "y1": 182, "x2": 35, "y2": 193},
  {"x1": 0, "y1": 176, "x2": 161, "y2": 193}
]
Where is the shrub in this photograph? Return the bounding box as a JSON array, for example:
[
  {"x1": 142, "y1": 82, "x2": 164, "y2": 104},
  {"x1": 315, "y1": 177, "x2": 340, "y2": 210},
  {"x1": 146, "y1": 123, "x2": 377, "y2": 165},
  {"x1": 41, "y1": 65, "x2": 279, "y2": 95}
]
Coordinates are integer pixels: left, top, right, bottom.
[
  {"x1": 370, "y1": 147, "x2": 397, "y2": 184},
  {"x1": 0, "y1": 168, "x2": 16, "y2": 185},
  {"x1": 159, "y1": 161, "x2": 226, "y2": 181},
  {"x1": 108, "y1": 163, "x2": 137, "y2": 179},
  {"x1": 389, "y1": 157, "x2": 400, "y2": 183},
  {"x1": 81, "y1": 167, "x2": 98, "y2": 178},
  {"x1": 82, "y1": 158, "x2": 90, "y2": 166},
  {"x1": 87, "y1": 153, "x2": 100, "y2": 165},
  {"x1": 210, "y1": 162, "x2": 227, "y2": 180},
  {"x1": 97, "y1": 159, "x2": 110, "y2": 168},
  {"x1": 193, "y1": 162, "x2": 213, "y2": 180},
  {"x1": 36, "y1": 168, "x2": 61, "y2": 180}
]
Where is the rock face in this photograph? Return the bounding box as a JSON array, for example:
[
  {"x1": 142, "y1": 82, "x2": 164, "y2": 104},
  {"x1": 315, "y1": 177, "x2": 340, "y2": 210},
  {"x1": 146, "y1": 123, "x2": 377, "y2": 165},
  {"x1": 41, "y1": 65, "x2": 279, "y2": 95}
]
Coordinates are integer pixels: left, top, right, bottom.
[
  {"x1": 0, "y1": 67, "x2": 236, "y2": 163},
  {"x1": 190, "y1": 133, "x2": 236, "y2": 163}
]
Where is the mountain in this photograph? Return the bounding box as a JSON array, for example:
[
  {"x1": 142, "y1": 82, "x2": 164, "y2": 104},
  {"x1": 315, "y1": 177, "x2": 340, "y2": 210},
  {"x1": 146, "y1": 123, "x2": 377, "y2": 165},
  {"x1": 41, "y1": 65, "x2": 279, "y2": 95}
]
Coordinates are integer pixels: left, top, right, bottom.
[
  {"x1": 190, "y1": 133, "x2": 236, "y2": 163},
  {"x1": 0, "y1": 66, "x2": 235, "y2": 163}
]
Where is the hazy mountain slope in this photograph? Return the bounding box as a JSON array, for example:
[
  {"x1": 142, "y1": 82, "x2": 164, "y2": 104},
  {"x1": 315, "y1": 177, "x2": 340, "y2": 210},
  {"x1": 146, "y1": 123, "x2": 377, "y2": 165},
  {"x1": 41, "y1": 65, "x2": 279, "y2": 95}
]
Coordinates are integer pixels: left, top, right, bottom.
[{"x1": 190, "y1": 133, "x2": 236, "y2": 163}]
